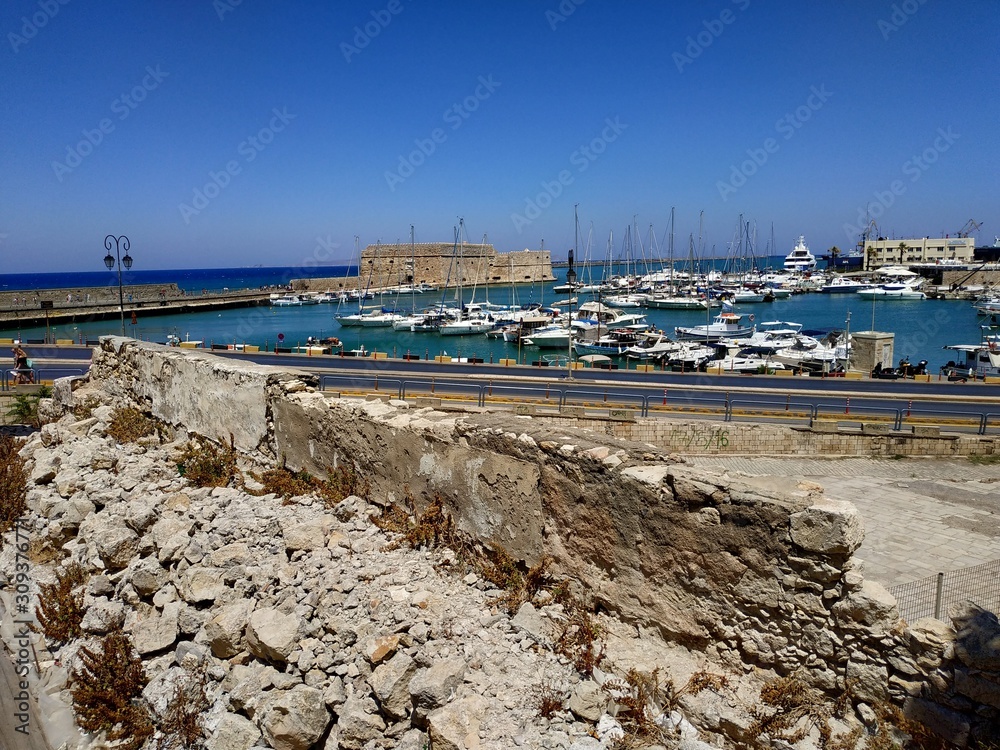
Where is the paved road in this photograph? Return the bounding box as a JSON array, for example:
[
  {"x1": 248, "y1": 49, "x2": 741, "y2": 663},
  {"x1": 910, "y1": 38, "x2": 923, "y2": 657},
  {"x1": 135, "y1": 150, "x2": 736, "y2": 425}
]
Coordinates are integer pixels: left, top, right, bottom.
[{"x1": 684, "y1": 455, "x2": 1000, "y2": 590}]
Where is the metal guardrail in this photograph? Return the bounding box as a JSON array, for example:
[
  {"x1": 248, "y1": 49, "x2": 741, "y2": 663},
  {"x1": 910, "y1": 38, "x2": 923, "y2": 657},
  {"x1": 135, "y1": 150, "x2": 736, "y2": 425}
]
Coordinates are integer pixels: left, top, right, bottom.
[
  {"x1": 315, "y1": 374, "x2": 1000, "y2": 435},
  {"x1": 890, "y1": 559, "x2": 1000, "y2": 622}
]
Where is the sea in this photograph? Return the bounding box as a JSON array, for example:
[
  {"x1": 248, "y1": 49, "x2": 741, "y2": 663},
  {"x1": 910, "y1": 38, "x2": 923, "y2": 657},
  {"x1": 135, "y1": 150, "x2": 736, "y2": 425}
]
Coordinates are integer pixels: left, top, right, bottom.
[{"x1": 0, "y1": 261, "x2": 990, "y2": 371}]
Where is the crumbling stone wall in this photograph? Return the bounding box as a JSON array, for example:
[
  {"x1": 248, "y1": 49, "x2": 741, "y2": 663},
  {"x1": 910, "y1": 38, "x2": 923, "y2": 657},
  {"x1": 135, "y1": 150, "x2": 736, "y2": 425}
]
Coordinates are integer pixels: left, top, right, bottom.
[{"x1": 84, "y1": 338, "x2": 1000, "y2": 744}]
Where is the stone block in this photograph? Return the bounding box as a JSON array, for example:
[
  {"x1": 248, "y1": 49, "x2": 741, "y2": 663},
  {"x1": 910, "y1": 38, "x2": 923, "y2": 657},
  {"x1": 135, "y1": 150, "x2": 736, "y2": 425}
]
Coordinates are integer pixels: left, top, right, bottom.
[
  {"x1": 861, "y1": 422, "x2": 890, "y2": 434},
  {"x1": 911, "y1": 425, "x2": 940, "y2": 437},
  {"x1": 560, "y1": 406, "x2": 585, "y2": 417},
  {"x1": 415, "y1": 397, "x2": 442, "y2": 408},
  {"x1": 790, "y1": 497, "x2": 864, "y2": 554},
  {"x1": 608, "y1": 409, "x2": 635, "y2": 421},
  {"x1": 513, "y1": 404, "x2": 535, "y2": 416}
]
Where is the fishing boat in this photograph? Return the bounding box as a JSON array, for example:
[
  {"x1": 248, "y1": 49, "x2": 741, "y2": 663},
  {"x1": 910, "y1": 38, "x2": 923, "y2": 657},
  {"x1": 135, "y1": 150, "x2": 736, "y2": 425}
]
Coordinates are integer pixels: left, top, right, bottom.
[
  {"x1": 941, "y1": 337, "x2": 1000, "y2": 380},
  {"x1": 783, "y1": 235, "x2": 817, "y2": 272},
  {"x1": 674, "y1": 311, "x2": 755, "y2": 341}
]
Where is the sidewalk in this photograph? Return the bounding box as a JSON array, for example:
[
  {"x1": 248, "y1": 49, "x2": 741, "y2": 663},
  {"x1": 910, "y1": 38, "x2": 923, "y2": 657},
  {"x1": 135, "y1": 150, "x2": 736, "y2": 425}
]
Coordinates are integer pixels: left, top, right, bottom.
[{"x1": 683, "y1": 456, "x2": 1000, "y2": 589}]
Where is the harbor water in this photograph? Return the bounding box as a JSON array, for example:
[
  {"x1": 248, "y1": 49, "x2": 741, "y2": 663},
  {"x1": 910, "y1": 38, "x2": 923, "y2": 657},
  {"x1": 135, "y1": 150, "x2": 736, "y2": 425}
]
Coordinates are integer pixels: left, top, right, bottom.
[{"x1": 0, "y1": 266, "x2": 990, "y2": 371}]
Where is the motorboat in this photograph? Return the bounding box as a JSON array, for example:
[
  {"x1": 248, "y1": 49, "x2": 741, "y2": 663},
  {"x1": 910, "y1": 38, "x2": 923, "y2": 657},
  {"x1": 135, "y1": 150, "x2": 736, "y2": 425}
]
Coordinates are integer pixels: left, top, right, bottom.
[
  {"x1": 856, "y1": 281, "x2": 926, "y2": 300},
  {"x1": 675, "y1": 311, "x2": 755, "y2": 341},
  {"x1": 821, "y1": 276, "x2": 872, "y2": 294},
  {"x1": 783, "y1": 235, "x2": 817, "y2": 272}
]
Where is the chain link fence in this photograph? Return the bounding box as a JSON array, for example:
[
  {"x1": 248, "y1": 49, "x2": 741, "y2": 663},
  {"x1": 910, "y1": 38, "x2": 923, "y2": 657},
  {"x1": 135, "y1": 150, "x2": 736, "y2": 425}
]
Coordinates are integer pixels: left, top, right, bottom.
[{"x1": 890, "y1": 559, "x2": 1000, "y2": 622}]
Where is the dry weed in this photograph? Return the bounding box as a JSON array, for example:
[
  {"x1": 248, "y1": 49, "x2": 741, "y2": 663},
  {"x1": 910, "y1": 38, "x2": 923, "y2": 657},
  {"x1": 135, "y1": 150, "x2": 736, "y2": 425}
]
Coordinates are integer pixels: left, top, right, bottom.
[
  {"x1": 35, "y1": 562, "x2": 89, "y2": 646},
  {"x1": 0, "y1": 434, "x2": 28, "y2": 548}
]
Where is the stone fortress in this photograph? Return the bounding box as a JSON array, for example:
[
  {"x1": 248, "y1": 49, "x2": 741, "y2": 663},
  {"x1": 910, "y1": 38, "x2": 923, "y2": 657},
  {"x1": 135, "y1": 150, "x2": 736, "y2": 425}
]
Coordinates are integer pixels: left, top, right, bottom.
[{"x1": 293, "y1": 243, "x2": 555, "y2": 294}]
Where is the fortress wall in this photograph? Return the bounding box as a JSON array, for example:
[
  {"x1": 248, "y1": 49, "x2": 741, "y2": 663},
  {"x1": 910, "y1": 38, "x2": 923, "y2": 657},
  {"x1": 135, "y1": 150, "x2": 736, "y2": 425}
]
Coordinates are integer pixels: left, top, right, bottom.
[{"x1": 79, "y1": 338, "x2": 1000, "y2": 744}]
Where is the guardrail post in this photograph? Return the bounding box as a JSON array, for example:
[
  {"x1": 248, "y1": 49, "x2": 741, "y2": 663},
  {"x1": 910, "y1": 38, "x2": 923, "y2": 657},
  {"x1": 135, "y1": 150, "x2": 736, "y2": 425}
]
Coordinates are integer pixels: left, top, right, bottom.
[{"x1": 934, "y1": 572, "x2": 944, "y2": 619}]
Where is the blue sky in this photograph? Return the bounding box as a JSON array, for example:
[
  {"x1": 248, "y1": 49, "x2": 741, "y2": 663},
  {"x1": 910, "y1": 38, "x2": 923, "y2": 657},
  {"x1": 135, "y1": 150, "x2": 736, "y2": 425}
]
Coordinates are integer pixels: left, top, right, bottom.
[{"x1": 2, "y1": 0, "x2": 997, "y2": 273}]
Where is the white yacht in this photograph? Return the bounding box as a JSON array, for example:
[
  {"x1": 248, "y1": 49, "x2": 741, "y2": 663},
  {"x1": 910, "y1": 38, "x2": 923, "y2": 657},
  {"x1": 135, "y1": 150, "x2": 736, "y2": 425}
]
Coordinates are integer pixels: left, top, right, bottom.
[{"x1": 783, "y1": 236, "x2": 817, "y2": 272}]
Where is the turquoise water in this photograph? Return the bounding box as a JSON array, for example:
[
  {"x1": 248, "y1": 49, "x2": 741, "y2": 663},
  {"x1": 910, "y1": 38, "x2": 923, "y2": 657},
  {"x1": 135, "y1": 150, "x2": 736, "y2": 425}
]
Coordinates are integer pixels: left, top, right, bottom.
[{"x1": 5, "y1": 272, "x2": 990, "y2": 370}]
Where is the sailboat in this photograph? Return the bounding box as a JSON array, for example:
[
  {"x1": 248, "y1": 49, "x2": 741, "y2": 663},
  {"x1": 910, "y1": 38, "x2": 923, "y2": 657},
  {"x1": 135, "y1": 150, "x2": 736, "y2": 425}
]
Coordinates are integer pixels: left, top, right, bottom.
[
  {"x1": 335, "y1": 239, "x2": 403, "y2": 327},
  {"x1": 439, "y1": 220, "x2": 496, "y2": 335}
]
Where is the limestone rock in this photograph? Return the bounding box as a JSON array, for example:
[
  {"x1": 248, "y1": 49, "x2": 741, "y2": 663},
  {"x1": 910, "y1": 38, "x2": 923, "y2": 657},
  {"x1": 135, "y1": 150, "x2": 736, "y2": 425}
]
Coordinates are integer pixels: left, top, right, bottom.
[
  {"x1": 129, "y1": 558, "x2": 168, "y2": 598},
  {"x1": 205, "y1": 599, "x2": 255, "y2": 658},
  {"x1": 94, "y1": 520, "x2": 140, "y2": 570},
  {"x1": 510, "y1": 602, "x2": 558, "y2": 645},
  {"x1": 409, "y1": 656, "x2": 468, "y2": 722},
  {"x1": 846, "y1": 659, "x2": 888, "y2": 704},
  {"x1": 568, "y1": 679, "x2": 606, "y2": 722},
  {"x1": 370, "y1": 651, "x2": 419, "y2": 721},
  {"x1": 952, "y1": 603, "x2": 1000, "y2": 670},
  {"x1": 832, "y1": 580, "x2": 898, "y2": 631},
  {"x1": 80, "y1": 598, "x2": 126, "y2": 634},
  {"x1": 335, "y1": 695, "x2": 386, "y2": 750},
  {"x1": 260, "y1": 685, "x2": 330, "y2": 750},
  {"x1": 363, "y1": 633, "x2": 402, "y2": 665},
  {"x1": 182, "y1": 566, "x2": 226, "y2": 603},
  {"x1": 206, "y1": 712, "x2": 261, "y2": 750},
  {"x1": 789, "y1": 498, "x2": 864, "y2": 555},
  {"x1": 903, "y1": 697, "x2": 970, "y2": 747},
  {"x1": 246, "y1": 608, "x2": 301, "y2": 663},
  {"x1": 281, "y1": 519, "x2": 329, "y2": 551},
  {"x1": 427, "y1": 695, "x2": 489, "y2": 750},
  {"x1": 131, "y1": 601, "x2": 181, "y2": 655}
]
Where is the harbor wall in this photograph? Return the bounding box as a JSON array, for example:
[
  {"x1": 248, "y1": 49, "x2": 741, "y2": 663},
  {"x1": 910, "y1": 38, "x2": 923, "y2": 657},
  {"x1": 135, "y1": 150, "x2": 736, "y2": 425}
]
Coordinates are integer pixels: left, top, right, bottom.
[{"x1": 71, "y1": 339, "x2": 1000, "y2": 743}]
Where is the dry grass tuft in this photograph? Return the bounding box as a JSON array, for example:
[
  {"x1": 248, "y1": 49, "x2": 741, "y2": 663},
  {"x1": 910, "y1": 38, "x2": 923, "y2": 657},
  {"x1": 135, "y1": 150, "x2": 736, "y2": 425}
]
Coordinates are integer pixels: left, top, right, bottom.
[
  {"x1": 35, "y1": 562, "x2": 89, "y2": 646},
  {"x1": 556, "y1": 604, "x2": 606, "y2": 677},
  {"x1": 251, "y1": 462, "x2": 369, "y2": 506},
  {"x1": 70, "y1": 630, "x2": 153, "y2": 750},
  {"x1": 533, "y1": 677, "x2": 566, "y2": 719},
  {"x1": 177, "y1": 435, "x2": 240, "y2": 488},
  {"x1": 106, "y1": 407, "x2": 159, "y2": 443},
  {"x1": 0, "y1": 434, "x2": 28, "y2": 549},
  {"x1": 153, "y1": 666, "x2": 210, "y2": 750}
]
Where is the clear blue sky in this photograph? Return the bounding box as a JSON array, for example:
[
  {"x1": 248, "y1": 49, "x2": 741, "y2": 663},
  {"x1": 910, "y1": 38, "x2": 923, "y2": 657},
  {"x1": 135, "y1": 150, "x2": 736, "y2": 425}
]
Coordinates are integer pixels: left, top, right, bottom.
[{"x1": 2, "y1": 0, "x2": 997, "y2": 273}]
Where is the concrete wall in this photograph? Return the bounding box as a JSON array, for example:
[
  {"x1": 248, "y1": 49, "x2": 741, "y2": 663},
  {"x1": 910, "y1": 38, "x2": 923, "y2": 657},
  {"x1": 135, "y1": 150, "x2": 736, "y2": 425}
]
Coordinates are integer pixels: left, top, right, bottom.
[{"x1": 83, "y1": 340, "x2": 1000, "y2": 744}]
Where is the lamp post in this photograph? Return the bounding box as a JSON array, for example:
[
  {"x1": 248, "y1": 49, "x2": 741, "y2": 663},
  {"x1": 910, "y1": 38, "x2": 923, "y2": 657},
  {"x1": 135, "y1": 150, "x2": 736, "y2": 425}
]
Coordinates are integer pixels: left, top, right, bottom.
[
  {"x1": 566, "y1": 250, "x2": 577, "y2": 380},
  {"x1": 103, "y1": 235, "x2": 133, "y2": 337}
]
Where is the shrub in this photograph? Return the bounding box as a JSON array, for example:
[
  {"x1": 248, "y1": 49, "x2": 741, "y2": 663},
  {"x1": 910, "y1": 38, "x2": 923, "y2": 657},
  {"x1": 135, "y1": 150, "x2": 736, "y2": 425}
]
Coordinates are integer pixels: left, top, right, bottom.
[
  {"x1": 533, "y1": 677, "x2": 566, "y2": 719},
  {"x1": 0, "y1": 434, "x2": 28, "y2": 549},
  {"x1": 154, "y1": 666, "x2": 210, "y2": 750},
  {"x1": 252, "y1": 462, "x2": 369, "y2": 506},
  {"x1": 177, "y1": 435, "x2": 240, "y2": 488},
  {"x1": 106, "y1": 407, "x2": 158, "y2": 443},
  {"x1": 71, "y1": 630, "x2": 153, "y2": 750},
  {"x1": 556, "y1": 604, "x2": 606, "y2": 677},
  {"x1": 35, "y1": 562, "x2": 88, "y2": 645},
  {"x1": 5, "y1": 385, "x2": 51, "y2": 427}
]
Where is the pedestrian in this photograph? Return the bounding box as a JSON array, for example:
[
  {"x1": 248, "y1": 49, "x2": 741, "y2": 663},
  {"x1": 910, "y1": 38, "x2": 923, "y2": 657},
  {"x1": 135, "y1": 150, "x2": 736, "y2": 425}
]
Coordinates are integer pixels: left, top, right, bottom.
[{"x1": 12, "y1": 345, "x2": 33, "y2": 384}]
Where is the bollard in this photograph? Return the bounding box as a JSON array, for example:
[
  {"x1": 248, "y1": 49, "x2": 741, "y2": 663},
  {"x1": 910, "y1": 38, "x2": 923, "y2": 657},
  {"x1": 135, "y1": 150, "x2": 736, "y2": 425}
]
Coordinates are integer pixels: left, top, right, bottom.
[
  {"x1": 603, "y1": 389, "x2": 608, "y2": 403},
  {"x1": 845, "y1": 397, "x2": 850, "y2": 415},
  {"x1": 431, "y1": 377, "x2": 435, "y2": 394},
  {"x1": 393, "y1": 346, "x2": 396, "y2": 359},
  {"x1": 374, "y1": 375, "x2": 378, "y2": 391},
  {"x1": 786, "y1": 394, "x2": 790, "y2": 411},
  {"x1": 662, "y1": 388, "x2": 667, "y2": 406},
  {"x1": 426, "y1": 348, "x2": 429, "y2": 361},
  {"x1": 907, "y1": 400, "x2": 912, "y2": 417},
  {"x1": 488, "y1": 379, "x2": 493, "y2": 397}
]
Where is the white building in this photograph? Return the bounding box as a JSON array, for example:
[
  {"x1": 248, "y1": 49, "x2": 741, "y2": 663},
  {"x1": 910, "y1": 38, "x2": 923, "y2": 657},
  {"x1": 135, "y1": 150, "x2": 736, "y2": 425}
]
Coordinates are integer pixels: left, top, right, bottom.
[{"x1": 864, "y1": 237, "x2": 975, "y2": 269}]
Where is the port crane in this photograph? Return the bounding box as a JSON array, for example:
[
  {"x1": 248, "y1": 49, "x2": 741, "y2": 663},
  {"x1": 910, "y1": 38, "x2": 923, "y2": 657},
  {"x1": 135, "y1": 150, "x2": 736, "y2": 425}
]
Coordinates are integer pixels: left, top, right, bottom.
[{"x1": 956, "y1": 219, "x2": 983, "y2": 238}]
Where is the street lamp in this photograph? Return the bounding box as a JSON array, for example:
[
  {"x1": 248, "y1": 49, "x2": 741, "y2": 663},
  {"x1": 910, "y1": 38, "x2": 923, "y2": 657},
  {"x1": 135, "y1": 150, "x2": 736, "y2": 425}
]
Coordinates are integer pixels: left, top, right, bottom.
[
  {"x1": 103, "y1": 235, "x2": 133, "y2": 337},
  {"x1": 566, "y1": 249, "x2": 577, "y2": 380}
]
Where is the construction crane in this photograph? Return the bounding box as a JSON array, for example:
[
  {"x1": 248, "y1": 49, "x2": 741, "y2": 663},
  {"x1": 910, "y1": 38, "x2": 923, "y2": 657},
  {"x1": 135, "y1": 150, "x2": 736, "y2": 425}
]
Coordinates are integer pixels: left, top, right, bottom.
[{"x1": 956, "y1": 219, "x2": 983, "y2": 238}]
